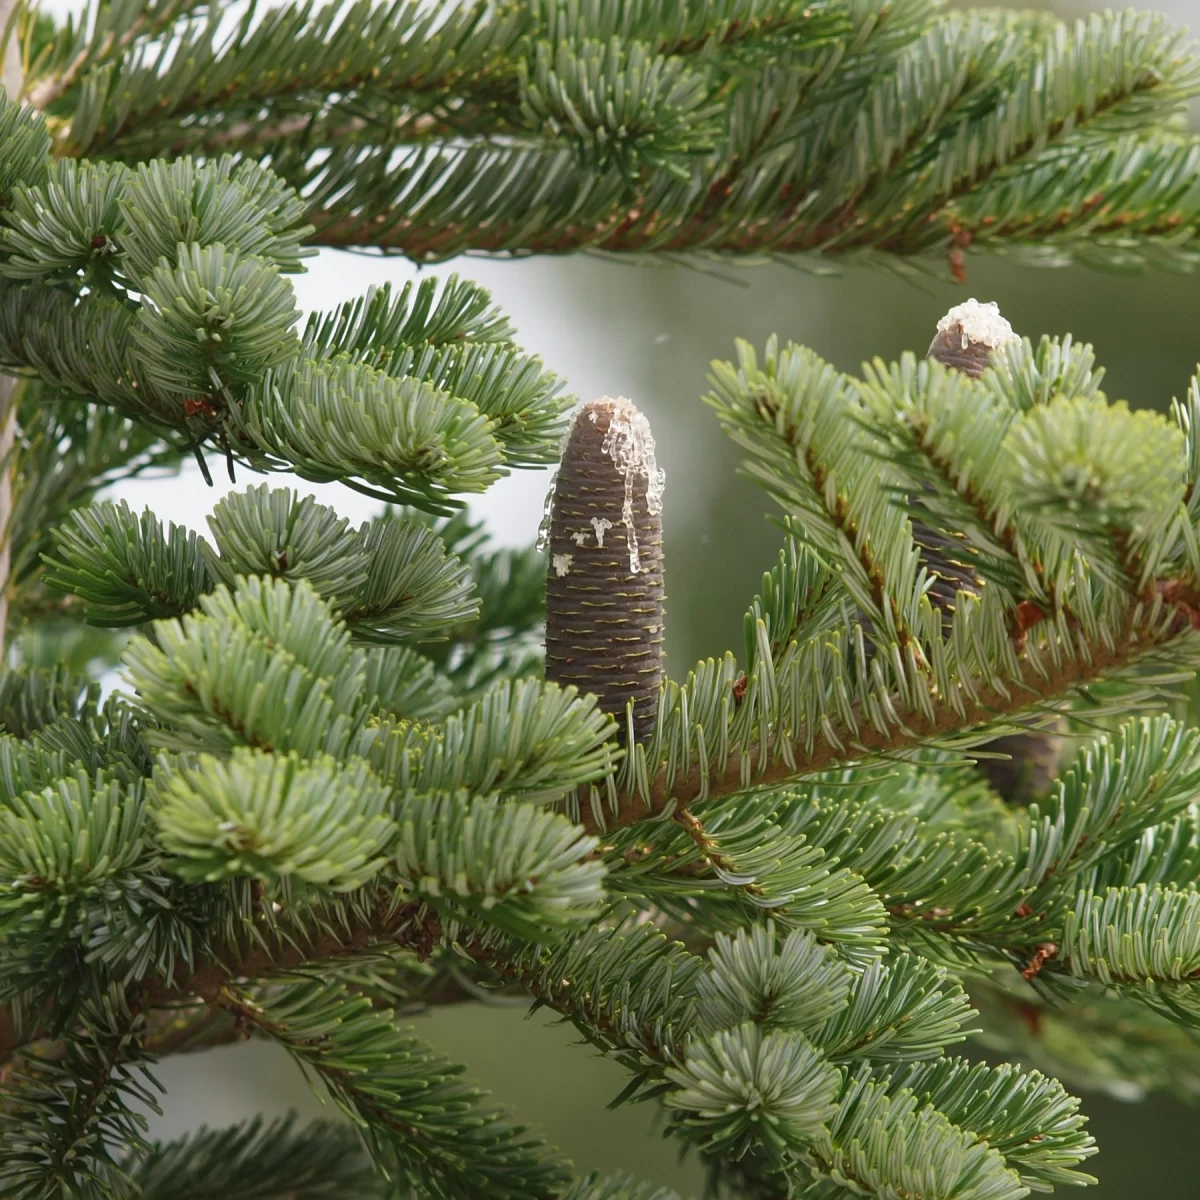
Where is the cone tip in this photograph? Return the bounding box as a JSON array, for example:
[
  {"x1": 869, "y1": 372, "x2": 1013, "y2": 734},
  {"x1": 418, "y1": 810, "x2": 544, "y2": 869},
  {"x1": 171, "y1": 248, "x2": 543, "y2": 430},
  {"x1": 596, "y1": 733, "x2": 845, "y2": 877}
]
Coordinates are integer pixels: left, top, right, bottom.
[
  {"x1": 936, "y1": 298, "x2": 1019, "y2": 349},
  {"x1": 578, "y1": 395, "x2": 638, "y2": 420}
]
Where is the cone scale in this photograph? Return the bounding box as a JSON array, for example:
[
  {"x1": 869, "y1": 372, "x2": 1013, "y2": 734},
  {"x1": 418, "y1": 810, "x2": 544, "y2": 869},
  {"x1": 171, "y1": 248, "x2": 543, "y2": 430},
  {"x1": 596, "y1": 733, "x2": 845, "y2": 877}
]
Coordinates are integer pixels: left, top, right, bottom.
[{"x1": 541, "y1": 397, "x2": 665, "y2": 744}]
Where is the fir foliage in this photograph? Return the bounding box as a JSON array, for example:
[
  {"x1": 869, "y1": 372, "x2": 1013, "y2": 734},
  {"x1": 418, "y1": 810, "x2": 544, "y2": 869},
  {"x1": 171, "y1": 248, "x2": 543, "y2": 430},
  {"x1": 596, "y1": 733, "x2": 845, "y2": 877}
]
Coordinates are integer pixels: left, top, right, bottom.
[
  {"x1": 0, "y1": 989, "x2": 160, "y2": 1200},
  {"x1": 17, "y1": 0, "x2": 1200, "y2": 268},
  {"x1": 131, "y1": 1115, "x2": 383, "y2": 1199},
  {"x1": 7, "y1": 1, "x2": 1200, "y2": 1198}
]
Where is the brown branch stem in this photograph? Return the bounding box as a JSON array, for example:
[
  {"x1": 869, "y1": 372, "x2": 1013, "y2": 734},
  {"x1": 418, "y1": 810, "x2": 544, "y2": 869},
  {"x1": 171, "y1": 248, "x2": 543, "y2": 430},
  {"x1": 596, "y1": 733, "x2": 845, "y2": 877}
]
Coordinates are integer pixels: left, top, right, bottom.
[
  {"x1": 0, "y1": 897, "x2": 436, "y2": 1065},
  {"x1": 0, "y1": 606, "x2": 1195, "y2": 1070},
  {"x1": 675, "y1": 806, "x2": 766, "y2": 900},
  {"x1": 27, "y1": 0, "x2": 200, "y2": 110},
  {"x1": 2, "y1": 966, "x2": 490, "y2": 1075},
  {"x1": 146, "y1": 108, "x2": 447, "y2": 159},
  {"x1": 26, "y1": 43, "x2": 92, "y2": 110},
  {"x1": 578, "y1": 613, "x2": 1191, "y2": 836}
]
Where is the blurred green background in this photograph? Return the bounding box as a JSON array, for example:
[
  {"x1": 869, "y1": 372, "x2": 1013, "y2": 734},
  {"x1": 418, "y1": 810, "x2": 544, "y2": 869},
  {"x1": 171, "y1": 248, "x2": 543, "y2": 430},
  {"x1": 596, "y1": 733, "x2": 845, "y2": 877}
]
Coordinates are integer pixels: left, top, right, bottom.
[{"x1": 52, "y1": 0, "x2": 1198, "y2": 1192}]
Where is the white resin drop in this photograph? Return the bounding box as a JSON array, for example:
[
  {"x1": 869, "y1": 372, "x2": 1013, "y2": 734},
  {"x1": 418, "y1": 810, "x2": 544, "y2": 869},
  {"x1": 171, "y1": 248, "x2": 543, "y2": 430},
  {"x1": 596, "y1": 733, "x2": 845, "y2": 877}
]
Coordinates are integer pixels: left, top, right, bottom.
[
  {"x1": 597, "y1": 396, "x2": 665, "y2": 575},
  {"x1": 571, "y1": 531, "x2": 588, "y2": 546},
  {"x1": 936, "y1": 298, "x2": 1019, "y2": 350},
  {"x1": 590, "y1": 517, "x2": 613, "y2": 547},
  {"x1": 552, "y1": 552, "x2": 573, "y2": 577},
  {"x1": 535, "y1": 470, "x2": 558, "y2": 552}
]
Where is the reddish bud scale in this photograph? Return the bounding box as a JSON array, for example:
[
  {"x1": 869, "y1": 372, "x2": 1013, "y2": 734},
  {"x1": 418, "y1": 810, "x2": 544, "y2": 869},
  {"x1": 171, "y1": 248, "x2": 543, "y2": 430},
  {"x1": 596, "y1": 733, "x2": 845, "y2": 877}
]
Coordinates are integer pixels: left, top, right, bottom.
[{"x1": 543, "y1": 398, "x2": 665, "y2": 743}]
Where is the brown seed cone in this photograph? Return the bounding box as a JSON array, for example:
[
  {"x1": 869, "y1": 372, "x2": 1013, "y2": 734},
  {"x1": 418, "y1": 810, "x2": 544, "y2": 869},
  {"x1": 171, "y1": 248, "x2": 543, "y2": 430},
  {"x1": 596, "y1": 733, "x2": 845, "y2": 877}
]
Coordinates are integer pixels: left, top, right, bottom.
[
  {"x1": 926, "y1": 300, "x2": 1063, "y2": 802},
  {"x1": 974, "y1": 728, "x2": 1065, "y2": 807},
  {"x1": 926, "y1": 327, "x2": 996, "y2": 379},
  {"x1": 543, "y1": 397, "x2": 665, "y2": 743}
]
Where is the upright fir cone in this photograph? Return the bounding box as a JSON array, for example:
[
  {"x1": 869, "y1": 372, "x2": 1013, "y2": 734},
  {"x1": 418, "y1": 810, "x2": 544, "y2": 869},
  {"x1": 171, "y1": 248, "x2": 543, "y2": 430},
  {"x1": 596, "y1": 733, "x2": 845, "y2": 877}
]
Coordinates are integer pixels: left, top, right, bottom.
[
  {"x1": 542, "y1": 397, "x2": 666, "y2": 743},
  {"x1": 926, "y1": 299, "x2": 1063, "y2": 803}
]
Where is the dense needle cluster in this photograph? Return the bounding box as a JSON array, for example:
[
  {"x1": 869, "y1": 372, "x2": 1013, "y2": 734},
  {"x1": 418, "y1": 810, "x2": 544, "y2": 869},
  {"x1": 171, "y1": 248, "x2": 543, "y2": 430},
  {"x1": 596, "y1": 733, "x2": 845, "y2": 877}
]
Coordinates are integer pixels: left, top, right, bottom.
[{"x1": 3, "y1": 3, "x2": 1200, "y2": 1199}]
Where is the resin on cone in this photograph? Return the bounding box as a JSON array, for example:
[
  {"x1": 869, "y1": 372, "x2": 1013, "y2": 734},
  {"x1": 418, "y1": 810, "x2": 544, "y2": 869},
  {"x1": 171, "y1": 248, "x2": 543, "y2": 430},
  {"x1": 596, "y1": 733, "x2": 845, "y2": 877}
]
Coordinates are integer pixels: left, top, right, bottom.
[{"x1": 926, "y1": 297, "x2": 1020, "y2": 379}]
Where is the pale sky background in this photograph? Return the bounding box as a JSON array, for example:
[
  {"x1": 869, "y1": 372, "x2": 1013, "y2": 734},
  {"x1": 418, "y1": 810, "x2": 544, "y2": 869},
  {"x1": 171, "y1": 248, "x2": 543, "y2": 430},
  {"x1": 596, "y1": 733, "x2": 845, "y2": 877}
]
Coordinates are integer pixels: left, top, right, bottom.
[{"x1": 106, "y1": 252, "x2": 622, "y2": 548}]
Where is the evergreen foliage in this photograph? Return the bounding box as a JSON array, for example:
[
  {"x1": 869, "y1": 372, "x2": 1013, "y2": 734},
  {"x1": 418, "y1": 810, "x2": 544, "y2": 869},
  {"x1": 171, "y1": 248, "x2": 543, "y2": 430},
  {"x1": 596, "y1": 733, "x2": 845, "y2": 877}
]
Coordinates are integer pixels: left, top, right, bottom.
[{"x1": 5, "y1": 1, "x2": 1200, "y2": 1197}]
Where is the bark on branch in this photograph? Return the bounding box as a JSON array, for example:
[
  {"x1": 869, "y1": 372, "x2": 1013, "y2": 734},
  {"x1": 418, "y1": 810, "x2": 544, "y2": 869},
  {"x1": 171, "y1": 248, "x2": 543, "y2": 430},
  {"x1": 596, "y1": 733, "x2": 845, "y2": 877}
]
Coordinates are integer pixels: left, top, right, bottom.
[{"x1": 579, "y1": 611, "x2": 1196, "y2": 835}]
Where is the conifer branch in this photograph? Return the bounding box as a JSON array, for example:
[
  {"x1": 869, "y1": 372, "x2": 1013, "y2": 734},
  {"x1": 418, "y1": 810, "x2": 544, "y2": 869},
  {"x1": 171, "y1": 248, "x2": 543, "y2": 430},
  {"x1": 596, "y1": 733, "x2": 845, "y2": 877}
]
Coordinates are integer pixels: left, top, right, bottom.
[
  {"x1": 581, "y1": 613, "x2": 1196, "y2": 836},
  {"x1": 131, "y1": 1115, "x2": 385, "y2": 1200},
  {"x1": 214, "y1": 978, "x2": 573, "y2": 1199},
  {"x1": 0, "y1": 989, "x2": 159, "y2": 1199},
  {"x1": 574, "y1": 319, "x2": 1200, "y2": 837},
  {"x1": 25, "y1": 1, "x2": 208, "y2": 112},
  {"x1": 0, "y1": 0, "x2": 24, "y2": 667},
  {"x1": 8, "y1": 2, "x2": 1198, "y2": 270},
  {"x1": 8, "y1": 6, "x2": 1200, "y2": 1190},
  {"x1": 0, "y1": 895, "x2": 433, "y2": 1062}
]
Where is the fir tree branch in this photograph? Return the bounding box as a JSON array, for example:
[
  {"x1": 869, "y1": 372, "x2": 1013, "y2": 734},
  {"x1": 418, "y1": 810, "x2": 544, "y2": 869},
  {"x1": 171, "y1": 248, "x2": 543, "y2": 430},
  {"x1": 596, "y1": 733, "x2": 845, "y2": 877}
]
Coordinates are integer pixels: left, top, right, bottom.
[
  {"x1": 0, "y1": 904, "x2": 1097, "y2": 1195},
  {"x1": 573, "y1": 331, "x2": 1200, "y2": 837},
  {"x1": 0, "y1": 894, "x2": 432, "y2": 1062},
  {"x1": 580, "y1": 614, "x2": 1199, "y2": 836},
  {"x1": 25, "y1": 1, "x2": 207, "y2": 112},
  {"x1": 3, "y1": 956, "x2": 511, "y2": 1070},
  {"x1": 0, "y1": 0, "x2": 25, "y2": 665},
  {"x1": 0, "y1": 989, "x2": 160, "y2": 1199},
  {"x1": 130, "y1": 1114, "x2": 385, "y2": 1200},
  {"x1": 10, "y1": 6, "x2": 1200, "y2": 1179},
  {"x1": 0, "y1": 830, "x2": 593, "y2": 1064},
  {"x1": 969, "y1": 972, "x2": 1200, "y2": 1104},
  {"x1": 12, "y1": 2, "x2": 1199, "y2": 271},
  {"x1": 213, "y1": 978, "x2": 572, "y2": 1200},
  {"x1": 562, "y1": 1173, "x2": 687, "y2": 1200}
]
